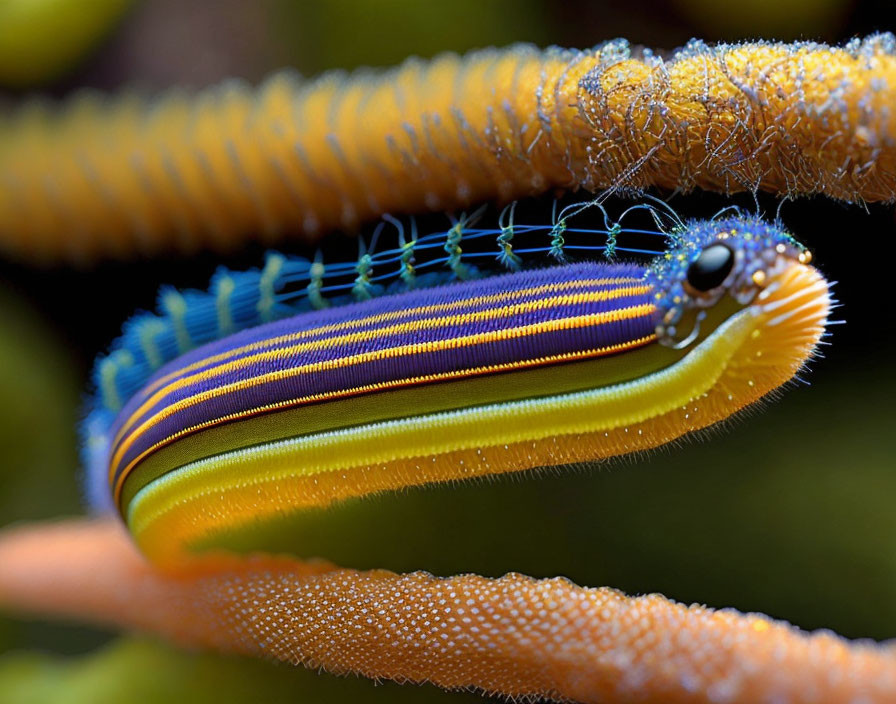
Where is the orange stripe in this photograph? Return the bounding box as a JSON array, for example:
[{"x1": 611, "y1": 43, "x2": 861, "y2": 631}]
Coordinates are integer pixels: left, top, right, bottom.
[
  {"x1": 110, "y1": 303, "x2": 656, "y2": 483},
  {"x1": 111, "y1": 284, "x2": 651, "y2": 454},
  {"x1": 114, "y1": 332, "x2": 657, "y2": 504}
]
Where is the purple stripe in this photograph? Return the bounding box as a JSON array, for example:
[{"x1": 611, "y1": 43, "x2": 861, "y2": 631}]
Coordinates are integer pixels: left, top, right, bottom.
[
  {"x1": 110, "y1": 262, "x2": 643, "y2": 441},
  {"x1": 111, "y1": 263, "x2": 656, "y2": 482},
  {"x1": 139, "y1": 262, "x2": 645, "y2": 380},
  {"x1": 135, "y1": 290, "x2": 650, "y2": 418}
]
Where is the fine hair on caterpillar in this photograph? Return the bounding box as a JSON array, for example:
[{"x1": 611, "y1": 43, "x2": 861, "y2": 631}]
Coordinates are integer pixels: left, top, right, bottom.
[{"x1": 2, "y1": 35, "x2": 895, "y2": 263}]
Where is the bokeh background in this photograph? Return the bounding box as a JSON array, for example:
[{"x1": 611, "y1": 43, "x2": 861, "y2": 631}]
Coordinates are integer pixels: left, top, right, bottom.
[{"x1": 0, "y1": 1, "x2": 894, "y2": 702}]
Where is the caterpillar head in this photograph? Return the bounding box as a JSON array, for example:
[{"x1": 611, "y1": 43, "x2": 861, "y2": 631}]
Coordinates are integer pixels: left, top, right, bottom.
[
  {"x1": 639, "y1": 217, "x2": 830, "y2": 434},
  {"x1": 647, "y1": 217, "x2": 821, "y2": 349}
]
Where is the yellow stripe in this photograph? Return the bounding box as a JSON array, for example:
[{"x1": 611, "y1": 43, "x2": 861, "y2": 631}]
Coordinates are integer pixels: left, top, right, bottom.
[
  {"x1": 116, "y1": 335, "x2": 677, "y2": 512},
  {"x1": 111, "y1": 307, "x2": 655, "y2": 496},
  {"x1": 115, "y1": 335, "x2": 656, "y2": 505},
  {"x1": 111, "y1": 283, "x2": 651, "y2": 456},
  {"x1": 128, "y1": 307, "x2": 756, "y2": 564}
]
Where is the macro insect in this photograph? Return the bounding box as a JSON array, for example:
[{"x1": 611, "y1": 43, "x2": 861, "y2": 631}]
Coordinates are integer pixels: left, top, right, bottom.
[
  {"x1": 86, "y1": 207, "x2": 825, "y2": 549},
  {"x1": 1, "y1": 34, "x2": 895, "y2": 704},
  {"x1": 10, "y1": 203, "x2": 895, "y2": 704}
]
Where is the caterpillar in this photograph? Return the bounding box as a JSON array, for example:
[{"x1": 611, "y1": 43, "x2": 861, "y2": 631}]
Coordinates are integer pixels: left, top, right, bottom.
[
  {"x1": 3, "y1": 210, "x2": 885, "y2": 704},
  {"x1": 2, "y1": 35, "x2": 896, "y2": 264}
]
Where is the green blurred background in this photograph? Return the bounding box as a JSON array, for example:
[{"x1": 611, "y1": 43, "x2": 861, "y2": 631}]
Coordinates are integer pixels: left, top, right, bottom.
[{"x1": 0, "y1": 0, "x2": 894, "y2": 702}]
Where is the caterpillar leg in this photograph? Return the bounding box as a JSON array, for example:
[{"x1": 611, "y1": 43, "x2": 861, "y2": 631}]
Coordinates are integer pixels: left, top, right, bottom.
[{"x1": 1, "y1": 519, "x2": 893, "y2": 704}]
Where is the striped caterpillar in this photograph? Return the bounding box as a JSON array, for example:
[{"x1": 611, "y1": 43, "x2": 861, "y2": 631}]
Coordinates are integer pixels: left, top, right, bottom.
[
  {"x1": 35, "y1": 207, "x2": 877, "y2": 704},
  {"x1": 2, "y1": 34, "x2": 895, "y2": 263},
  {"x1": 3, "y1": 200, "x2": 895, "y2": 703}
]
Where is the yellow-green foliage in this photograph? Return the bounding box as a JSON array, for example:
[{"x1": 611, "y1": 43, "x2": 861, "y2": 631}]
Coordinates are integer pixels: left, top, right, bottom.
[
  {"x1": 0, "y1": 637, "x2": 482, "y2": 704},
  {"x1": 0, "y1": 0, "x2": 132, "y2": 87}
]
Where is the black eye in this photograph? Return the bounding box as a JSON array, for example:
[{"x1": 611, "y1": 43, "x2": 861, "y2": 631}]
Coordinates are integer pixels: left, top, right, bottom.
[{"x1": 686, "y1": 243, "x2": 735, "y2": 293}]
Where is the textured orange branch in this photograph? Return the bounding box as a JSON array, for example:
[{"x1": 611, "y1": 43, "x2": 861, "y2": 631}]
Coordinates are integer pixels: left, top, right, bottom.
[
  {"x1": 1, "y1": 519, "x2": 894, "y2": 703},
  {"x1": 2, "y1": 35, "x2": 895, "y2": 262}
]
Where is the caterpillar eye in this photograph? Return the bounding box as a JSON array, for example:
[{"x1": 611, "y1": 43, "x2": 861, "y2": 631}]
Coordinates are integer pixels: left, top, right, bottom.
[{"x1": 685, "y1": 243, "x2": 735, "y2": 294}]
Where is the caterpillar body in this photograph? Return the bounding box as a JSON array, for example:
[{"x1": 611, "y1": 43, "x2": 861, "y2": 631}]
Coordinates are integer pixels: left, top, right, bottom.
[
  {"x1": 3, "y1": 35, "x2": 896, "y2": 263},
  {"x1": 6, "y1": 211, "x2": 896, "y2": 704},
  {"x1": 83, "y1": 213, "x2": 830, "y2": 573}
]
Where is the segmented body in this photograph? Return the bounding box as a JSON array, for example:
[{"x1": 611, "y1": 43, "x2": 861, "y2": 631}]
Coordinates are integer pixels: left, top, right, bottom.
[{"x1": 3, "y1": 35, "x2": 896, "y2": 262}]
